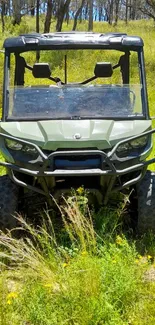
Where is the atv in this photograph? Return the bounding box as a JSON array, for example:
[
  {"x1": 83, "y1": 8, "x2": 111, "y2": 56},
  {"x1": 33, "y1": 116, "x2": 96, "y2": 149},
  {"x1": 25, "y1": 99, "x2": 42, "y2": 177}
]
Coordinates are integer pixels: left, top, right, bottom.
[{"x1": 0, "y1": 31, "x2": 155, "y2": 232}]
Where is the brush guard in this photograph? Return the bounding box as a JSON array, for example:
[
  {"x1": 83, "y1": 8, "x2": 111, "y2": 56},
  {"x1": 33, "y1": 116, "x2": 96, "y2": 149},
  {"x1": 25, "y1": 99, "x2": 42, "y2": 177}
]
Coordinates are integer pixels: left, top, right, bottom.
[{"x1": 0, "y1": 128, "x2": 155, "y2": 202}]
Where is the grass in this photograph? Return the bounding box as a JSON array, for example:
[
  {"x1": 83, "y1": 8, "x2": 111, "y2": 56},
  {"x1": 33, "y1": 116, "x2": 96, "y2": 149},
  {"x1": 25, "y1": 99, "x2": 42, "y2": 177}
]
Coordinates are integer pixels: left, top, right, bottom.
[
  {"x1": 0, "y1": 192, "x2": 152, "y2": 325},
  {"x1": 0, "y1": 190, "x2": 154, "y2": 325},
  {"x1": 0, "y1": 17, "x2": 155, "y2": 324}
]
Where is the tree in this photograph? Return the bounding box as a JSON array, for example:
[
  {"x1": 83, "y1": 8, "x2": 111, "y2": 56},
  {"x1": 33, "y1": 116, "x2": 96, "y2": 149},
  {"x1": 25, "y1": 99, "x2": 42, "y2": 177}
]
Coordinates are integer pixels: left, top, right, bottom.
[
  {"x1": 36, "y1": 0, "x2": 40, "y2": 32},
  {"x1": 114, "y1": 0, "x2": 120, "y2": 25},
  {"x1": 29, "y1": 0, "x2": 35, "y2": 16},
  {"x1": 56, "y1": 0, "x2": 71, "y2": 32},
  {"x1": 109, "y1": 0, "x2": 114, "y2": 24},
  {"x1": 125, "y1": 0, "x2": 128, "y2": 23},
  {"x1": 12, "y1": 0, "x2": 21, "y2": 25},
  {"x1": 88, "y1": 0, "x2": 93, "y2": 30},
  {"x1": 138, "y1": 0, "x2": 155, "y2": 20},
  {"x1": 1, "y1": 0, "x2": 5, "y2": 32},
  {"x1": 72, "y1": 0, "x2": 85, "y2": 30},
  {"x1": 44, "y1": 0, "x2": 53, "y2": 33}
]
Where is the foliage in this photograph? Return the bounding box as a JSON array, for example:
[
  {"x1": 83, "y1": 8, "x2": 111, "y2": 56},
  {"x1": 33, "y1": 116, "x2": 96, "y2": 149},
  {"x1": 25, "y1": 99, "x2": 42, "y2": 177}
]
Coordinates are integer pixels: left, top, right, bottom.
[
  {"x1": 0, "y1": 192, "x2": 146, "y2": 325},
  {"x1": 1, "y1": 0, "x2": 155, "y2": 32}
]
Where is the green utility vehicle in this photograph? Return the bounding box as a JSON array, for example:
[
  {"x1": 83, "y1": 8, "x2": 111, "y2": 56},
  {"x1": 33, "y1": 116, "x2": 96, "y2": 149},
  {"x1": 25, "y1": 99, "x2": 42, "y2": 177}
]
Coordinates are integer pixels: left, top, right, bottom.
[{"x1": 0, "y1": 32, "x2": 155, "y2": 231}]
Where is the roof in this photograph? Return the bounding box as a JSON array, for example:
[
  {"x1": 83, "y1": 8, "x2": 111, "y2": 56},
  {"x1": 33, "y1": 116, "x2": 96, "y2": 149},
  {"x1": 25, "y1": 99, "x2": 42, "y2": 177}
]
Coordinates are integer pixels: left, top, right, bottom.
[{"x1": 3, "y1": 32, "x2": 143, "y2": 52}]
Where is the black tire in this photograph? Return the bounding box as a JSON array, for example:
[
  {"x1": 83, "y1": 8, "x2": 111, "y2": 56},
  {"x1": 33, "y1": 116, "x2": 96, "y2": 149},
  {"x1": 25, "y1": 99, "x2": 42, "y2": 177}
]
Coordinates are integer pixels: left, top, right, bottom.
[
  {"x1": 0, "y1": 175, "x2": 19, "y2": 229},
  {"x1": 136, "y1": 170, "x2": 155, "y2": 233}
]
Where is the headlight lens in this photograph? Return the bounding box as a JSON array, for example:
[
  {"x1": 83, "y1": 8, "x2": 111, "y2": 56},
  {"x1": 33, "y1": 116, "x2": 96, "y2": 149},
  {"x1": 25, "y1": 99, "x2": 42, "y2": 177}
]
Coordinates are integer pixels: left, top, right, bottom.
[
  {"x1": 5, "y1": 139, "x2": 23, "y2": 151},
  {"x1": 22, "y1": 145, "x2": 38, "y2": 155},
  {"x1": 116, "y1": 142, "x2": 131, "y2": 153},
  {"x1": 5, "y1": 139, "x2": 38, "y2": 155},
  {"x1": 130, "y1": 136, "x2": 148, "y2": 149},
  {"x1": 117, "y1": 136, "x2": 148, "y2": 154}
]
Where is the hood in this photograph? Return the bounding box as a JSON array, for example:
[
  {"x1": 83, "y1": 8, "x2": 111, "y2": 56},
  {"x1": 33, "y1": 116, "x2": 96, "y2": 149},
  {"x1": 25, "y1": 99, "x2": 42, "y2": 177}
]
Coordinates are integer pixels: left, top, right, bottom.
[{"x1": 0, "y1": 119, "x2": 152, "y2": 150}]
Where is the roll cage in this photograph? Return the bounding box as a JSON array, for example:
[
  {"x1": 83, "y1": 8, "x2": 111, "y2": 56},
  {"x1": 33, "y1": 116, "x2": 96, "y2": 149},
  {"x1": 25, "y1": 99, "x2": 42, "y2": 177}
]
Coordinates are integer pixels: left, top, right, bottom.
[{"x1": 2, "y1": 32, "x2": 149, "y2": 121}]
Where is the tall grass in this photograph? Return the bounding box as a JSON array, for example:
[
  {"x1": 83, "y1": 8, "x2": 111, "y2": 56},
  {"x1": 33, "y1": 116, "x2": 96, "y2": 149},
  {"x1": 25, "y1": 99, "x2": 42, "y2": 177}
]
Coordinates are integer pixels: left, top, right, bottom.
[{"x1": 0, "y1": 193, "x2": 145, "y2": 325}]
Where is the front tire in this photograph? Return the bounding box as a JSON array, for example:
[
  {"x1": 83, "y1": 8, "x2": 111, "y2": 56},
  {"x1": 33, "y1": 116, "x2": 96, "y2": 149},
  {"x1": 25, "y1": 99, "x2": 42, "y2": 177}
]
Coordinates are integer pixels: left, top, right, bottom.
[
  {"x1": 0, "y1": 175, "x2": 19, "y2": 229},
  {"x1": 137, "y1": 170, "x2": 155, "y2": 233}
]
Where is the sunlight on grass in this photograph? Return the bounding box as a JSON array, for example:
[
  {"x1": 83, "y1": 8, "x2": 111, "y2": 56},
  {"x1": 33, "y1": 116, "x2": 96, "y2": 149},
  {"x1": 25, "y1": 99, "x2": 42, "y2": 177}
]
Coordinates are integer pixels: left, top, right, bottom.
[
  {"x1": 0, "y1": 193, "x2": 147, "y2": 325},
  {"x1": 0, "y1": 191, "x2": 155, "y2": 324}
]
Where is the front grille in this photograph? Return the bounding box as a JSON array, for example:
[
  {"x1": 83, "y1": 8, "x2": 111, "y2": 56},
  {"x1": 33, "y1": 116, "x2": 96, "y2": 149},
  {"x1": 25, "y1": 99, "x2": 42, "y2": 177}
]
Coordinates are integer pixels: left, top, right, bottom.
[{"x1": 54, "y1": 155, "x2": 101, "y2": 170}]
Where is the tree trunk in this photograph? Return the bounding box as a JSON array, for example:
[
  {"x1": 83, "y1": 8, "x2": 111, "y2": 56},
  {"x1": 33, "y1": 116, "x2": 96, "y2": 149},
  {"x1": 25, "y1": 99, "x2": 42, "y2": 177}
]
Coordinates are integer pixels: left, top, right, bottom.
[
  {"x1": 56, "y1": 0, "x2": 71, "y2": 32},
  {"x1": 109, "y1": 0, "x2": 114, "y2": 25},
  {"x1": 88, "y1": 0, "x2": 93, "y2": 31},
  {"x1": 72, "y1": 0, "x2": 85, "y2": 31},
  {"x1": 125, "y1": 0, "x2": 128, "y2": 24},
  {"x1": 85, "y1": 1, "x2": 88, "y2": 20},
  {"x1": 12, "y1": 0, "x2": 21, "y2": 25},
  {"x1": 30, "y1": 0, "x2": 35, "y2": 17},
  {"x1": 1, "y1": 0, "x2": 5, "y2": 33},
  {"x1": 36, "y1": 0, "x2": 40, "y2": 33},
  {"x1": 36, "y1": 0, "x2": 40, "y2": 62},
  {"x1": 44, "y1": 0, "x2": 53, "y2": 33},
  {"x1": 114, "y1": 0, "x2": 120, "y2": 26},
  {"x1": 8, "y1": 0, "x2": 11, "y2": 16},
  {"x1": 131, "y1": 0, "x2": 137, "y2": 20},
  {"x1": 66, "y1": 11, "x2": 70, "y2": 24},
  {"x1": 99, "y1": 5, "x2": 102, "y2": 21}
]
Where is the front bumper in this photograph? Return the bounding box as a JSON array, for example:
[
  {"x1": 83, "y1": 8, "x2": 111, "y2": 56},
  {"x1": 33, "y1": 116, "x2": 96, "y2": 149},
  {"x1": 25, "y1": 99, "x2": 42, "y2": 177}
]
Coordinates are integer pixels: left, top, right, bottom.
[{"x1": 0, "y1": 129, "x2": 155, "y2": 197}]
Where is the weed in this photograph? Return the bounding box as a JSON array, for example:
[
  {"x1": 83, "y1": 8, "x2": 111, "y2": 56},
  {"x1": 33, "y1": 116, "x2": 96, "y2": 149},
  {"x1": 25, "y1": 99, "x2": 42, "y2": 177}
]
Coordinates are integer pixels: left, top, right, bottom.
[{"x1": 0, "y1": 194, "x2": 147, "y2": 325}]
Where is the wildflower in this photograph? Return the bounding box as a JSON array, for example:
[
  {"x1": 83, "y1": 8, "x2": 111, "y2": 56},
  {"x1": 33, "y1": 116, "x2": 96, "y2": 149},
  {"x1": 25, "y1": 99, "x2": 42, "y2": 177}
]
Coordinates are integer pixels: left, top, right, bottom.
[
  {"x1": 135, "y1": 259, "x2": 139, "y2": 264},
  {"x1": 7, "y1": 299, "x2": 12, "y2": 305},
  {"x1": 7, "y1": 292, "x2": 18, "y2": 299},
  {"x1": 116, "y1": 235, "x2": 123, "y2": 245},
  {"x1": 62, "y1": 262, "x2": 68, "y2": 268},
  {"x1": 76, "y1": 187, "x2": 84, "y2": 195},
  {"x1": 147, "y1": 255, "x2": 152, "y2": 260},
  {"x1": 44, "y1": 283, "x2": 53, "y2": 288},
  {"x1": 112, "y1": 259, "x2": 116, "y2": 264},
  {"x1": 147, "y1": 255, "x2": 153, "y2": 263},
  {"x1": 138, "y1": 254, "x2": 143, "y2": 260},
  {"x1": 81, "y1": 251, "x2": 87, "y2": 256}
]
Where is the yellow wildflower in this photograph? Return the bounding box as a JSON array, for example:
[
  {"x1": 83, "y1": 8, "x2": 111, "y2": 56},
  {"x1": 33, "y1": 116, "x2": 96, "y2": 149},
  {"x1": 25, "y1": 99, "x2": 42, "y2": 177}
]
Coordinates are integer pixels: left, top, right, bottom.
[
  {"x1": 138, "y1": 254, "x2": 142, "y2": 260},
  {"x1": 135, "y1": 259, "x2": 139, "y2": 264},
  {"x1": 81, "y1": 251, "x2": 87, "y2": 256},
  {"x1": 147, "y1": 255, "x2": 152, "y2": 260},
  {"x1": 116, "y1": 235, "x2": 123, "y2": 245},
  {"x1": 7, "y1": 299, "x2": 12, "y2": 305},
  {"x1": 7, "y1": 292, "x2": 18, "y2": 299},
  {"x1": 62, "y1": 262, "x2": 68, "y2": 268},
  {"x1": 76, "y1": 187, "x2": 84, "y2": 195},
  {"x1": 44, "y1": 283, "x2": 53, "y2": 288},
  {"x1": 112, "y1": 260, "x2": 116, "y2": 264}
]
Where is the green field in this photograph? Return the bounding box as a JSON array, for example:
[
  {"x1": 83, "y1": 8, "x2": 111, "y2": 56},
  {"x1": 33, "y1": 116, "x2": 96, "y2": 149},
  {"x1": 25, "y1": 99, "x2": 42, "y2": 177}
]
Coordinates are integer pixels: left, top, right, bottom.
[{"x1": 1, "y1": 17, "x2": 155, "y2": 325}]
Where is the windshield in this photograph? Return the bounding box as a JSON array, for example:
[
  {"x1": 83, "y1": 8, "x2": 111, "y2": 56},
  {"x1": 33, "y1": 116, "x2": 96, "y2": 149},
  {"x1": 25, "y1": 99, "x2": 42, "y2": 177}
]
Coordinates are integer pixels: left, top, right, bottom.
[
  {"x1": 8, "y1": 84, "x2": 142, "y2": 119},
  {"x1": 7, "y1": 49, "x2": 143, "y2": 120}
]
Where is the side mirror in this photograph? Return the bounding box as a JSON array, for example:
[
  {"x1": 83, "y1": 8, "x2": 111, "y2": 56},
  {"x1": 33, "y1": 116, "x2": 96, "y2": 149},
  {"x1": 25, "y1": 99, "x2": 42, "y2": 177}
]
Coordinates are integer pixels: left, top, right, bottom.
[
  {"x1": 32, "y1": 63, "x2": 51, "y2": 78},
  {"x1": 94, "y1": 62, "x2": 113, "y2": 78}
]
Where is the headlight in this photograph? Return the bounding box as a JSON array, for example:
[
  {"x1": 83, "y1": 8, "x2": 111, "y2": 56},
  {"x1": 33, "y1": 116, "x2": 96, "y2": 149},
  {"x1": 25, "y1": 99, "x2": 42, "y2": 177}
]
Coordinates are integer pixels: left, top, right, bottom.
[
  {"x1": 22, "y1": 145, "x2": 38, "y2": 155},
  {"x1": 117, "y1": 136, "x2": 148, "y2": 154},
  {"x1": 5, "y1": 139, "x2": 23, "y2": 151},
  {"x1": 116, "y1": 142, "x2": 131, "y2": 153},
  {"x1": 130, "y1": 136, "x2": 148, "y2": 149},
  {"x1": 5, "y1": 139, "x2": 38, "y2": 155}
]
